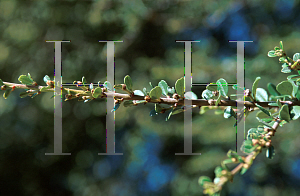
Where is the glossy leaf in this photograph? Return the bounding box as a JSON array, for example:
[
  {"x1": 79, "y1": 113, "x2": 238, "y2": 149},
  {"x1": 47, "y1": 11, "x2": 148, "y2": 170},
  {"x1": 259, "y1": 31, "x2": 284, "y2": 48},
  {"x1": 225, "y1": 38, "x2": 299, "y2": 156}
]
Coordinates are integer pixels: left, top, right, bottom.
[
  {"x1": 216, "y1": 78, "x2": 228, "y2": 97},
  {"x1": 172, "y1": 108, "x2": 184, "y2": 115},
  {"x1": 198, "y1": 176, "x2": 212, "y2": 186},
  {"x1": 240, "y1": 166, "x2": 248, "y2": 175},
  {"x1": 175, "y1": 77, "x2": 184, "y2": 96},
  {"x1": 143, "y1": 87, "x2": 148, "y2": 95},
  {"x1": 18, "y1": 75, "x2": 34, "y2": 85},
  {"x1": 202, "y1": 89, "x2": 214, "y2": 100},
  {"x1": 155, "y1": 103, "x2": 163, "y2": 113},
  {"x1": 268, "y1": 50, "x2": 277, "y2": 57},
  {"x1": 252, "y1": 77, "x2": 261, "y2": 100},
  {"x1": 149, "y1": 86, "x2": 162, "y2": 100},
  {"x1": 149, "y1": 109, "x2": 158, "y2": 117},
  {"x1": 158, "y1": 80, "x2": 169, "y2": 96},
  {"x1": 90, "y1": 83, "x2": 94, "y2": 90},
  {"x1": 124, "y1": 75, "x2": 133, "y2": 92},
  {"x1": 279, "y1": 105, "x2": 290, "y2": 122},
  {"x1": 276, "y1": 81, "x2": 293, "y2": 96},
  {"x1": 134, "y1": 90, "x2": 145, "y2": 96},
  {"x1": 166, "y1": 108, "x2": 174, "y2": 121},
  {"x1": 43, "y1": 75, "x2": 51, "y2": 84},
  {"x1": 256, "y1": 117, "x2": 273, "y2": 128},
  {"x1": 3, "y1": 89, "x2": 12, "y2": 99},
  {"x1": 215, "y1": 94, "x2": 221, "y2": 106},
  {"x1": 266, "y1": 145, "x2": 275, "y2": 159},
  {"x1": 267, "y1": 83, "x2": 280, "y2": 96},
  {"x1": 92, "y1": 87, "x2": 102, "y2": 98},
  {"x1": 290, "y1": 106, "x2": 300, "y2": 120},
  {"x1": 255, "y1": 88, "x2": 268, "y2": 102},
  {"x1": 104, "y1": 81, "x2": 112, "y2": 91},
  {"x1": 280, "y1": 41, "x2": 283, "y2": 50},
  {"x1": 82, "y1": 76, "x2": 87, "y2": 84},
  {"x1": 167, "y1": 86, "x2": 175, "y2": 94},
  {"x1": 293, "y1": 53, "x2": 300, "y2": 61},
  {"x1": 19, "y1": 91, "x2": 30, "y2": 98},
  {"x1": 111, "y1": 103, "x2": 120, "y2": 112},
  {"x1": 255, "y1": 103, "x2": 270, "y2": 116},
  {"x1": 224, "y1": 106, "x2": 236, "y2": 118},
  {"x1": 185, "y1": 91, "x2": 197, "y2": 99},
  {"x1": 281, "y1": 66, "x2": 292, "y2": 73}
]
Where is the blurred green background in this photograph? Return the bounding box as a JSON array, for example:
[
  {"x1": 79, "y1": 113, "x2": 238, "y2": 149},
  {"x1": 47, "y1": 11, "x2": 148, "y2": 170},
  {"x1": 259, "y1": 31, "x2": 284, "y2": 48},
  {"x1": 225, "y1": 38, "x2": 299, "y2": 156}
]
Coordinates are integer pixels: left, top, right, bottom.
[{"x1": 1, "y1": 1, "x2": 300, "y2": 196}]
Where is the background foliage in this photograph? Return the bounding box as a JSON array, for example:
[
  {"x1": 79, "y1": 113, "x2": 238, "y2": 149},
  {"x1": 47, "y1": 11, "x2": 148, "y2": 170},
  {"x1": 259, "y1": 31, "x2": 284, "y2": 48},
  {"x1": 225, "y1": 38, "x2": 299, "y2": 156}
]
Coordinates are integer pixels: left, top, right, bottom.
[{"x1": 1, "y1": 1, "x2": 300, "y2": 195}]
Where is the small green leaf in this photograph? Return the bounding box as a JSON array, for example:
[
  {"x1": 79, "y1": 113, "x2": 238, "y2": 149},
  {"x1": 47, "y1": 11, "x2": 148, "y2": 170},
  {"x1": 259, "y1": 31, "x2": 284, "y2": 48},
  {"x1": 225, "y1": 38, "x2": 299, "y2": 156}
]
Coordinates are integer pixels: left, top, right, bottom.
[
  {"x1": 150, "y1": 109, "x2": 158, "y2": 117},
  {"x1": 104, "y1": 81, "x2": 112, "y2": 91},
  {"x1": 224, "y1": 106, "x2": 236, "y2": 118},
  {"x1": 267, "y1": 83, "x2": 280, "y2": 96},
  {"x1": 166, "y1": 108, "x2": 174, "y2": 121},
  {"x1": 206, "y1": 84, "x2": 217, "y2": 91},
  {"x1": 149, "y1": 82, "x2": 153, "y2": 89},
  {"x1": 198, "y1": 176, "x2": 212, "y2": 186},
  {"x1": 175, "y1": 77, "x2": 184, "y2": 96},
  {"x1": 266, "y1": 145, "x2": 275, "y2": 159},
  {"x1": 149, "y1": 86, "x2": 162, "y2": 100},
  {"x1": 281, "y1": 66, "x2": 292, "y2": 73},
  {"x1": 43, "y1": 75, "x2": 51, "y2": 84},
  {"x1": 256, "y1": 88, "x2": 268, "y2": 102},
  {"x1": 256, "y1": 117, "x2": 273, "y2": 128},
  {"x1": 184, "y1": 91, "x2": 197, "y2": 99},
  {"x1": 172, "y1": 108, "x2": 184, "y2": 115},
  {"x1": 255, "y1": 103, "x2": 270, "y2": 117},
  {"x1": 279, "y1": 41, "x2": 283, "y2": 50},
  {"x1": 143, "y1": 87, "x2": 148, "y2": 95},
  {"x1": 92, "y1": 87, "x2": 102, "y2": 98},
  {"x1": 158, "y1": 80, "x2": 169, "y2": 96},
  {"x1": 18, "y1": 75, "x2": 34, "y2": 85},
  {"x1": 202, "y1": 89, "x2": 214, "y2": 100},
  {"x1": 279, "y1": 57, "x2": 286, "y2": 63},
  {"x1": 124, "y1": 75, "x2": 133, "y2": 92},
  {"x1": 277, "y1": 99, "x2": 282, "y2": 108},
  {"x1": 268, "y1": 50, "x2": 277, "y2": 57},
  {"x1": 216, "y1": 78, "x2": 228, "y2": 97},
  {"x1": 0, "y1": 79, "x2": 3, "y2": 86},
  {"x1": 134, "y1": 90, "x2": 145, "y2": 96},
  {"x1": 240, "y1": 166, "x2": 248, "y2": 175},
  {"x1": 252, "y1": 77, "x2": 261, "y2": 100},
  {"x1": 167, "y1": 86, "x2": 175, "y2": 94},
  {"x1": 19, "y1": 91, "x2": 30, "y2": 98},
  {"x1": 3, "y1": 89, "x2": 12, "y2": 99},
  {"x1": 111, "y1": 103, "x2": 120, "y2": 112},
  {"x1": 155, "y1": 103, "x2": 163, "y2": 113},
  {"x1": 215, "y1": 94, "x2": 221, "y2": 106},
  {"x1": 276, "y1": 81, "x2": 293, "y2": 97},
  {"x1": 279, "y1": 105, "x2": 290, "y2": 122},
  {"x1": 28, "y1": 73, "x2": 33, "y2": 81},
  {"x1": 82, "y1": 76, "x2": 87, "y2": 84},
  {"x1": 214, "y1": 166, "x2": 223, "y2": 178},
  {"x1": 290, "y1": 106, "x2": 300, "y2": 120},
  {"x1": 293, "y1": 53, "x2": 300, "y2": 61}
]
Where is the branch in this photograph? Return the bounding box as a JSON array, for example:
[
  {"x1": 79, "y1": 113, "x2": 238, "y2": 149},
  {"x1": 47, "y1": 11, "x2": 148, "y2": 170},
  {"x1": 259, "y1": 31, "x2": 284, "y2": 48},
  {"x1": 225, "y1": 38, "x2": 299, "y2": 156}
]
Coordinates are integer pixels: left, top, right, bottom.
[{"x1": 2, "y1": 81, "x2": 300, "y2": 108}]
